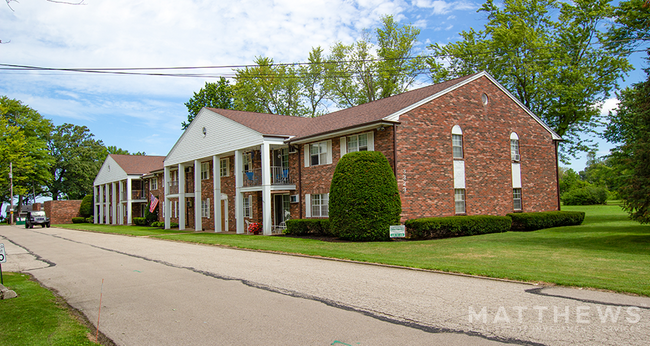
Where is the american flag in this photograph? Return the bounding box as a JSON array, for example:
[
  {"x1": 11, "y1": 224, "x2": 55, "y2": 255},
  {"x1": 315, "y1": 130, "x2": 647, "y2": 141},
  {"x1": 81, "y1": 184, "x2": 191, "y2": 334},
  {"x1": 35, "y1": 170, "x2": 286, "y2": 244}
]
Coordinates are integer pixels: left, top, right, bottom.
[{"x1": 149, "y1": 194, "x2": 159, "y2": 213}]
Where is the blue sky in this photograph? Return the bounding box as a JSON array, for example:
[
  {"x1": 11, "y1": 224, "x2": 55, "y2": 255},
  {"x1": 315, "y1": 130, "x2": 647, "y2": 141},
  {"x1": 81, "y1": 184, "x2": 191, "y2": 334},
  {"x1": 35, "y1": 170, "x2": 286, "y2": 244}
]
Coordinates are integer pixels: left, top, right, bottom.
[{"x1": 0, "y1": 0, "x2": 646, "y2": 175}]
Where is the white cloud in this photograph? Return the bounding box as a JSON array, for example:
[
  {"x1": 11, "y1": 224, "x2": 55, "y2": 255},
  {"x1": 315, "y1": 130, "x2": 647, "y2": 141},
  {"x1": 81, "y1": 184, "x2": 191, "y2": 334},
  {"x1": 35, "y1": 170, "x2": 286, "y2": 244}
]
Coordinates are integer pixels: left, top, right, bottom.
[
  {"x1": 412, "y1": 0, "x2": 476, "y2": 14},
  {"x1": 599, "y1": 98, "x2": 620, "y2": 116}
]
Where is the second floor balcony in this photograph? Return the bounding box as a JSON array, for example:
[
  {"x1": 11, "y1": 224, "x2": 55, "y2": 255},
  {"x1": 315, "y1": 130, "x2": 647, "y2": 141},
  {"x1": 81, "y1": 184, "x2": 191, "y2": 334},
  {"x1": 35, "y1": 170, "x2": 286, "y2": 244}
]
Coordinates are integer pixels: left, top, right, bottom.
[{"x1": 242, "y1": 166, "x2": 293, "y2": 187}]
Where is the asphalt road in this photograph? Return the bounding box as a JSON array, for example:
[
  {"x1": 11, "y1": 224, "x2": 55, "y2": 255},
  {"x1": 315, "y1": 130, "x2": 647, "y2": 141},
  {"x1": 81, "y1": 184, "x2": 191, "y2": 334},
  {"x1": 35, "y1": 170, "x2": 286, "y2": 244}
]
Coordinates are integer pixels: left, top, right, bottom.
[{"x1": 0, "y1": 225, "x2": 648, "y2": 346}]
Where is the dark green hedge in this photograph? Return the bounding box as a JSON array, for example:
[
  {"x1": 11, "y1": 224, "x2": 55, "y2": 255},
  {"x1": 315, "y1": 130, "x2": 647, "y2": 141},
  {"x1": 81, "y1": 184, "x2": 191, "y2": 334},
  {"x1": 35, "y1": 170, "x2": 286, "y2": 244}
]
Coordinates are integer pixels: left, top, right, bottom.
[
  {"x1": 133, "y1": 217, "x2": 148, "y2": 226},
  {"x1": 507, "y1": 211, "x2": 585, "y2": 231},
  {"x1": 561, "y1": 186, "x2": 608, "y2": 205},
  {"x1": 71, "y1": 217, "x2": 86, "y2": 224},
  {"x1": 79, "y1": 195, "x2": 93, "y2": 217},
  {"x1": 330, "y1": 151, "x2": 401, "y2": 241},
  {"x1": 405, "y1": 215, "x2": 511, "y2": 240},
  {"x1": 284, "y1": 219, "x2": 332, "y2": 236}
]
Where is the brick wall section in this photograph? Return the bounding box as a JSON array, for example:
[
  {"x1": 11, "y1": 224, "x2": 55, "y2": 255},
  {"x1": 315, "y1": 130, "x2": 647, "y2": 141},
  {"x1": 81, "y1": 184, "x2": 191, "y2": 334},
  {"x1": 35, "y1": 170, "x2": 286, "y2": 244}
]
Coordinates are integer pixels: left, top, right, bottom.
[
  {"x1": 44, "y1": 200, "x2": 82, "y2": 224},
  {"x1": 396, "y1": 75, "x2": 559, "y2": 221}
]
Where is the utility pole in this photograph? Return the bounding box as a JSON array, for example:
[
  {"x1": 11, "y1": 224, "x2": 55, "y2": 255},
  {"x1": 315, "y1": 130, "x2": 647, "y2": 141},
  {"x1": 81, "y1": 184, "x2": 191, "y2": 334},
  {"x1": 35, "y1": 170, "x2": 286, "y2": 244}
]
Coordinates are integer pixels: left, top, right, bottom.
[{"x1": 9, "y1": 162, "x2": 13, "y2": 225}]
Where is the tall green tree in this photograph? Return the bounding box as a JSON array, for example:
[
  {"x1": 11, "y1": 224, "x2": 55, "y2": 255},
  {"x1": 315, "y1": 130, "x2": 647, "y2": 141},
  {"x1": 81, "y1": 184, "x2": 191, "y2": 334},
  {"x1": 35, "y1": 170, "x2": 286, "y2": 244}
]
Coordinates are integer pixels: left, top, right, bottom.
[
  {"x1": 299, "y1": 47, "x2": 330, "y2": 117},
  {"x1": 604, "y1": 64, "x2": 650, "y2": 223},
  {"x1": 0, "y1": 96, "x2": 53, "y2": 207},
  {"x1": 45, "y1": 123, "x2": 106, "y2": 200},
  {"x1": 606, "y1": 0, "x2": 650, "y2": 54},
  {"x1": 182, "y1": 78, "x2": 234, "y2": 129},
  {"x1": 233, "y1": 56, "x2": 306, "y2": 116},
  {"x1": 427, "y1": 0, "x2": 631, "y2": 160}
]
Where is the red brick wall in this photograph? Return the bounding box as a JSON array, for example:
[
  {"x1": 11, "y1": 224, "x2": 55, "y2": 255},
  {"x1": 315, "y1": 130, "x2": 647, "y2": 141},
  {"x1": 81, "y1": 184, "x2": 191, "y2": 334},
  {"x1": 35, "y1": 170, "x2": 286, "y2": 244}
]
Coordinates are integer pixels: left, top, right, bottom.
[
  {"x1": 396, "y1": 75, "x2": 559, "y2": 220},
  {"x1": 44, "y1": 200, "x2": 82, "y2": 224}
]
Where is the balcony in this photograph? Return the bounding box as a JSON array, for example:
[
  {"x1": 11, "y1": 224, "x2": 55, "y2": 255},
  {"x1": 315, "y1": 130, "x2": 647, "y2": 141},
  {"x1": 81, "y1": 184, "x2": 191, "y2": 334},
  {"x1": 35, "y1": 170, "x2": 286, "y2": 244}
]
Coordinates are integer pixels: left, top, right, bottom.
[
  {"x1": 242, "y1": 166, "x2": 293, "y2": 187},
  {"x1": 168, "y1": 180, "x2": 179, "y2": 194}
]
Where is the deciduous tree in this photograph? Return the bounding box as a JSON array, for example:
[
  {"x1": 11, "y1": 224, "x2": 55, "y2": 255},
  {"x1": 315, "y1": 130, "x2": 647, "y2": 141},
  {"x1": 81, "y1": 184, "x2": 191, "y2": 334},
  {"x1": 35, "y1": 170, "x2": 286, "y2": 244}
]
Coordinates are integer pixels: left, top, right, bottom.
[{"x1": 182, "y1": 78, "x2": 234, "y2": 129}]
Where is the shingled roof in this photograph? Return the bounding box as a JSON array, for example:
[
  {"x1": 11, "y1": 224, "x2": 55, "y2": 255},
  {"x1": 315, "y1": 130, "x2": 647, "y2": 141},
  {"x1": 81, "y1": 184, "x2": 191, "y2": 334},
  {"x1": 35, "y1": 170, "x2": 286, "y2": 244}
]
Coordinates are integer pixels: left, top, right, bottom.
[
  {"x1": 110, "y1": 154, "x2": 165, "y2": 175},
  {"x1": 205, "y1": 73, "x2": 478, "y2": 141}
]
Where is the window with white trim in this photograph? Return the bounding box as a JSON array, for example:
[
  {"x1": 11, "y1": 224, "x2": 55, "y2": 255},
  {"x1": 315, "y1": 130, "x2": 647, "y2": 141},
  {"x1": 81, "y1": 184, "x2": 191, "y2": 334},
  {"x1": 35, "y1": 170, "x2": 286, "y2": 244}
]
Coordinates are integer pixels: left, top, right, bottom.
[
  {"x1": 310, "y1": 141, "x2": 328, "y2": 166},
  {"x1": 513, "y1": 188, "x2": 522, "y2": 211},
  {"x1": 201, "y1": 162, "x2": 209, "y2": 180},
  {"x1": 243, "y1": 195, "x2": 252, "y2": 218},
  {"x1": 243, "y1": 152, "x2": 252, "y2": 172},
  {"x1": 510, "y1": 133, "x2": 520, "y2": 161},
  {"x1": 220, "y1": 158, "x2": 230, "y2": 177},
  {"x1": 150, "y1": 177, "x2": 157, "y2": 190},
  {"x1": 347, "y1": 133, "x2": 368, "y2": 152},
  {"x1": 452, "y1": 125, "x2": 463, "y2": 159},
  {"x1": 454, "y1": 189, "x2": 466, "y2": 214},
  {"x1": 174, "y1": 200, "x2": 178, "y2": 218},
  {"x1": 201, "y1": 198, "x2": 210, "y2": 218},
  {"x1": 311, "y1": 193, "x2": 329, "y2": 217}
]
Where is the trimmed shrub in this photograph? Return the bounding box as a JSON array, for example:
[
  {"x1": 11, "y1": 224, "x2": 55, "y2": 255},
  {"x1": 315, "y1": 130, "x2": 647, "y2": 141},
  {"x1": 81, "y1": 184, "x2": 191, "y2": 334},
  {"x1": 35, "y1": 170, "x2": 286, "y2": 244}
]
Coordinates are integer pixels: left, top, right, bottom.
[
  {"x1": 85, "y1": 217, "x2": 94, "y2": 224},
  {"x1": 507, "y1": 211, "x2": 585, "y2": 232},
  {"x1": 133, "y1": 217, "x2": 147, "y2": 226},
  {"x1": 71, "y1": 217, "x2": 86, "y2": 224},
  {"x1": 284, "y1": 219, "x2": 332, "y2": 236},
  {"x1": 170, "y1": 222, "x2": 179, "y2": 228},
  {"x1": 405, "y1": 215, "x2": 511, "y2": 240},
  {"x1": 151, "y1": 221, "x2": 164, "y2": 227},
  {"x1": 330, "y1": 151, "x2": 401, "y2": 241},
  {"x1": 79, "y1": 195, "x2": 94, "y2": 217},
  {"x1": 561, "y1": 186, "x2": 608, "y2": 205}
]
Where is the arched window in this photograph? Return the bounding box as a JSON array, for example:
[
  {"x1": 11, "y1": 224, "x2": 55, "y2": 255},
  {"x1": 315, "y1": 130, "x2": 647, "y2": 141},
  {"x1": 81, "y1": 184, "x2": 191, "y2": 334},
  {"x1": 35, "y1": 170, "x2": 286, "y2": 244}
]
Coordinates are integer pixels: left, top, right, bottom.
[
  {"x1": 510, "y1": 132, "x2": 520, "y2": 162},
  {"x1": 452, "y1": 125, "x2": 463, "y2": 159}
]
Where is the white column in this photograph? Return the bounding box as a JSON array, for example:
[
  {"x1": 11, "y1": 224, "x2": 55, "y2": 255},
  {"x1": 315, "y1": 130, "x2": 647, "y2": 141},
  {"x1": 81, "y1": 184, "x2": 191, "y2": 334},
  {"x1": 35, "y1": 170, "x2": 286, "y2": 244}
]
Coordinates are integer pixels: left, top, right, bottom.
[
  {"x1": 111, "y1": 182, "x2": 117, "y2": 225},
  {"x1": 126, "y1": 177, "x2": 133, "y2": 225},
  {"x1": 194, "y1": 159, "x2": 202, "y2": 231},
  {"x1": 213, "y1": 155, "x2": 221, "y2": 232},
  {"x1": 261, "y1": 142, "x2": 272, "y2": 235},
  {"x1": 118, "y1": 181, "x2": 123, "y2": 225},
  {"x1": 234, "y1": 150, "x2": 244, "y2": 234},
  {"x1": 164, "y1": 165, "x2": 171, "y2": 229},
  {"x1": 178, "y1": 164, "x2": 186, "y2": 231},
  {"x1": 94, "y1": 185, "x2": 99, "y2": 224}
]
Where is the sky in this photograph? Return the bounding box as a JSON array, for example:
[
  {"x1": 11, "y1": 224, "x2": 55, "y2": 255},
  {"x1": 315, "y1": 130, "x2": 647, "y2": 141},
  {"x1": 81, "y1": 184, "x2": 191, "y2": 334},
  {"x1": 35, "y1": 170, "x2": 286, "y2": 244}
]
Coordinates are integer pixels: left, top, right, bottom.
[{"x1": 0, "y1": 0, "x2": 646, "y2": 177}]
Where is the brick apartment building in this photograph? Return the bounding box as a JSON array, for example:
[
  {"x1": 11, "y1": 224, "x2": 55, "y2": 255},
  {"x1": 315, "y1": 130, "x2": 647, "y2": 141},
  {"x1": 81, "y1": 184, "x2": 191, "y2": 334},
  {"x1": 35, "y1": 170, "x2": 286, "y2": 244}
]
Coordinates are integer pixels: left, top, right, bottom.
[{"x1": 94, "y1": 71, "x2": 562, "y2": 234}]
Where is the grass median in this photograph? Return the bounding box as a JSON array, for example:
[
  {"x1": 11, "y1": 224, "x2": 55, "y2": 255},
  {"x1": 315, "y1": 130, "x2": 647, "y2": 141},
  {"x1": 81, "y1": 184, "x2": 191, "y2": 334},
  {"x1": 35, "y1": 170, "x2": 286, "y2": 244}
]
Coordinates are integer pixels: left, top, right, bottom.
[
  {"x1": 0, "y1": 272, "x2": 99, "y2": 345},
  {"x1": 55, "y1": 203, "x2": 650, "y2": 296}
]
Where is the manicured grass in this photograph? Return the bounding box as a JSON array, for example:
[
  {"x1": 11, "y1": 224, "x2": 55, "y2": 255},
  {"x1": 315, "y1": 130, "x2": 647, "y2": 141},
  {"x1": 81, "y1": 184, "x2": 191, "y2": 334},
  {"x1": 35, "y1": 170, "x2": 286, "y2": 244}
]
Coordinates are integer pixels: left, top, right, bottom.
[
  {"x1": 55, "y1": 204, "x2": 650, "y2": 296},
  {"x1": 0, "y1": 272, "x2": 97, "y2": 346},
  {"x1": 54, "y1": 224, "x2": 192, "y2": 237}
]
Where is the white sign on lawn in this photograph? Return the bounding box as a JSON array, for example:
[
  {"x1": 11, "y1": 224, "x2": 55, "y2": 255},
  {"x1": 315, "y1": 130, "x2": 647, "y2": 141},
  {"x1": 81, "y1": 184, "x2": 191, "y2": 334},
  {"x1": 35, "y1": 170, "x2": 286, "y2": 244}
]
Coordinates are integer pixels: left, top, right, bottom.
[
  {"x1": 389, "y1": 225, "x2": 405, "y2": 238},
  {"x1": 0, "y1": 243, "x2": 6, "y2": 263}
]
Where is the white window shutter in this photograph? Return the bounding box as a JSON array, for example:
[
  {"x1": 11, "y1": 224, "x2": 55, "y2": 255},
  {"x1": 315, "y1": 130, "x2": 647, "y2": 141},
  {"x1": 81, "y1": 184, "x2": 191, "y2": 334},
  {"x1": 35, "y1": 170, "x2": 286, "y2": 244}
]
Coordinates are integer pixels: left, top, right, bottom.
[
  {"x1": 367, "y1": 131, "x2": 374, "y2": 151},
  {"x1": 207, "y1": 198, "x2": 210, "y2": 218},
  {"x1": 305, "y1": 194, "x2": 311, "y2": 218},
  {"x1": 248, "y1": 195, "x2": 253, "y2": 217},
  {"x1": 304, "y1": 144, "x2": 310, "y2": 167},
  {"x1": 340, "y1": 137, "x2": 347, "y2": 157},
  {"x1": 326, "y1": 140, "x2": 332, "y2": 164}
]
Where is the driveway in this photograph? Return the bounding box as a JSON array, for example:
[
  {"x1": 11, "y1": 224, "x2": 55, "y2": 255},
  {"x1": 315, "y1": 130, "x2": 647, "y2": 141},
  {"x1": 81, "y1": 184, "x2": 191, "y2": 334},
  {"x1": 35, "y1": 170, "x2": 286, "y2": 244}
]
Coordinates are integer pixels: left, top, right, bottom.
[{"x1": 0, "y1": 225, "x2": 648, "y2": 345}]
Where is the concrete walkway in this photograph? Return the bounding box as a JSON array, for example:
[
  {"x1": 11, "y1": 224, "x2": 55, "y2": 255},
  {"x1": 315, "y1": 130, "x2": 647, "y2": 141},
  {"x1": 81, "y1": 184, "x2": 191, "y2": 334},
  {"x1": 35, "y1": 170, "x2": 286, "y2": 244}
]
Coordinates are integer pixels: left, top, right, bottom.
[{"x1": 1, "y1": 225, "x2": 648, "y2": 345}]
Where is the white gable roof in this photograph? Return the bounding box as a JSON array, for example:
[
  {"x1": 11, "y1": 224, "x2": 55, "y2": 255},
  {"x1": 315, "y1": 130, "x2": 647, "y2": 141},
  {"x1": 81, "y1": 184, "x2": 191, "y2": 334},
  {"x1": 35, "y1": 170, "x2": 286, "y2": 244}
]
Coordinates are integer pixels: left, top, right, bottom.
[{"x1": 94, "y1": 155, "x2": 128, "y2": 185}]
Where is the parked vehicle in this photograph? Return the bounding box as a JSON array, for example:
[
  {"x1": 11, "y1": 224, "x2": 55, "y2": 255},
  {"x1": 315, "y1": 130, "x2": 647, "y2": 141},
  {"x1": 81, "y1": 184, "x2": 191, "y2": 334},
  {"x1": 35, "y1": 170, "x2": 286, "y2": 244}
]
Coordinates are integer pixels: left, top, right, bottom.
[{"x1": 25, "y1": 211, "x2": 50, "y2": 228}]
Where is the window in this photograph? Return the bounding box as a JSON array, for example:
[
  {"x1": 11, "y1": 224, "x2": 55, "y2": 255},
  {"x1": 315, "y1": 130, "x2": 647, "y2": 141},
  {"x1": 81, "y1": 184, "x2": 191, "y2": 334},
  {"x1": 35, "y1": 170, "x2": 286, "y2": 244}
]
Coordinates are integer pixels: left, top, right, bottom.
[
  {"x1": 201, "y1": 162, "x2": 209, "y2": 180},
  {"x1": 510, "y1": 133, "x2": 520, "y2": 161},
  {"x1": 219, "y1": 158, "x2": 229, "y2": 177},
  {"x1": 243, "y1": 195, "x2": 252, "y2": 218},
  {"x1": 513, "y1": 188, "x2": 522, "y2": 211},
  {"x1": 243, "y1": 152, "x2": 252, "y2": 172},
  {"x1": 150, "y1": 177, "x2": 157, "y2": 190},
  {"x1": 311, "y1": 193, "x2": 329, "y2": 217},
  {"x1": 310, "y1": 141, "x2": 328, "y2": 166},
  {"x1": 347, "y1": 133, "x2": 368, "y2": 153},
  {"x1": 452, "y1": 135, "x2": 463, "y2": 159},
  {"x1": 454, "y1": 189, "x2": 466, "y2": 214},
  {"x1": 201, "y1": 198, "x2": 210, "y2": 218}
]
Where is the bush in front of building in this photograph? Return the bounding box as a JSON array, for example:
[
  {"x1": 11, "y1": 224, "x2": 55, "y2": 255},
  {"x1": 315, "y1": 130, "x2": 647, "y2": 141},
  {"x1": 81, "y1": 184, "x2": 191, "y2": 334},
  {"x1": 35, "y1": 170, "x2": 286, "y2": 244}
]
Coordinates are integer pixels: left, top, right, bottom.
[
  {"x1": 405, "y1": 215, "x2": 511, "y2": 240},
  {"x1": 71, "y1": 217, "x2": 86, "y2": 223},
  {"x1": 330, "y1": 151, "x2": 401, "y2": 242},
  {"x1": 561, "y1": 186, "x2": 608, "y2": 205},
  {"x1": 151, "y1": 221, "x2": 164, "y2": 227},
  {"x1": 507, "y1": 211, "x2": 585, "y2": 232},
  {"x1": 85, "y1": 217, "x2": 94, "y2": 224},
  {"x1": 79, "y1": 195, "x2": 94, "y2": 217},
  {"x1": 284, "y1": 219, "x2": 331, "y2": 236},
  {"x1": 133, "y1": 217, "x2": 148, "y2": 226}
]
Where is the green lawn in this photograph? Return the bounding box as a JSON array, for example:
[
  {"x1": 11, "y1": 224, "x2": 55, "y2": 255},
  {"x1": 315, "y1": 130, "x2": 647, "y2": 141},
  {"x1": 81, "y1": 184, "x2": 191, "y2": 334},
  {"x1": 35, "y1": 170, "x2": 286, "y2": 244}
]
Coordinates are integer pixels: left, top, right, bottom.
[
  {"x1": 53, "y1": 223, "x2": 192, "y2": 237},
  {"x1": 55, "y1": 204, "x2": 650, "y2": 296},
  {"x1": 0, "y1": 272, "x2": 98, "y2": 346}
]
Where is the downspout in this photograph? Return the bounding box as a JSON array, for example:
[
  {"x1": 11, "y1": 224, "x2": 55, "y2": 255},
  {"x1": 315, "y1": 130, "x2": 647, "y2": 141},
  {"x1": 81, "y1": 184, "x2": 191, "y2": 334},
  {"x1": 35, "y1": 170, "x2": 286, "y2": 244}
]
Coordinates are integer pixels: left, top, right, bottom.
[
  {"x1": 392, "y1": 124, "x2": 398, "y2": 179},
  {"x1": 555, "y1": 141, "x2": 561, "y2": 211}
]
